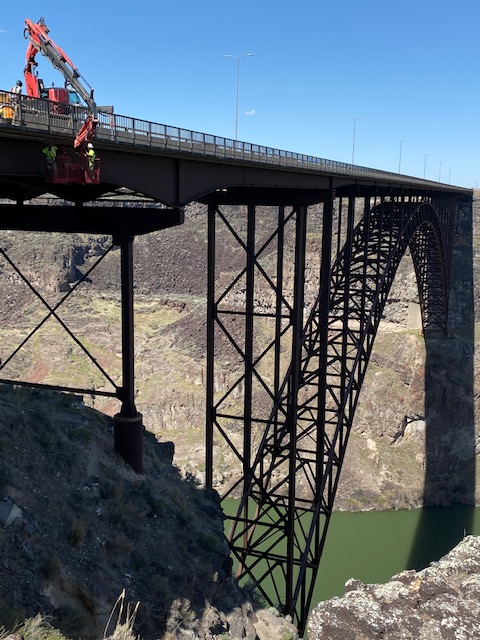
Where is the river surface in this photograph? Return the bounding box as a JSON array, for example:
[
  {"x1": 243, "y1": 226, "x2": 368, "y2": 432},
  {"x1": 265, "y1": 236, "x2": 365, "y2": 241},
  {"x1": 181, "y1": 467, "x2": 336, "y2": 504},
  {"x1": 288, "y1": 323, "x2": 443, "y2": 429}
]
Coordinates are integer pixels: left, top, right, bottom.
[
  {"x1": 224, "y1": 501, "x2": 480, "y2": 606},
  {"x1": 309, "y1": 505, "x2": 480, "y2": 602}
]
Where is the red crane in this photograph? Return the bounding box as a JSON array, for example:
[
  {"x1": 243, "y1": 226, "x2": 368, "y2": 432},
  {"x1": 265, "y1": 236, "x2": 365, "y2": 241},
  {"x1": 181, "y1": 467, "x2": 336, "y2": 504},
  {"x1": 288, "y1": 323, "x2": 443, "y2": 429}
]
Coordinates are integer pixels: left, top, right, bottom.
[{"x1": 24, "y1": 16, "x2": 99, "y2": 151}]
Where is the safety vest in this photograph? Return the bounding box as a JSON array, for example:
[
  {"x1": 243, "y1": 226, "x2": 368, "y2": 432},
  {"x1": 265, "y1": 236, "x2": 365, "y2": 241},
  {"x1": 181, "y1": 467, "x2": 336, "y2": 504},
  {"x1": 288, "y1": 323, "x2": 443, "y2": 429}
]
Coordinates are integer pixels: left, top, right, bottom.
[
  {"x1": 43, "y1": 145, "x2": 57, "y2": 160},
  {"x1": 87, "y1": 149, "x2": 95, "y2": 167},
  {"x1": 1, "y1": 106, "x2": 13, "y2": 119}
]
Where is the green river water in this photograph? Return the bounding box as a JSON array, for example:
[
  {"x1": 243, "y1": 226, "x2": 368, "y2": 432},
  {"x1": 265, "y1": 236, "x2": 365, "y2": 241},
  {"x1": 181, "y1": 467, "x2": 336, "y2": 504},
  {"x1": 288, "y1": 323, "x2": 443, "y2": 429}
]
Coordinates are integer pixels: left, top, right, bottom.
[
  {"x1": 308, "y1": 505, "x2": 480, "y2": 602},
  {"x1": 223, "y1": 502, "x2": 480, "y2": 608}
]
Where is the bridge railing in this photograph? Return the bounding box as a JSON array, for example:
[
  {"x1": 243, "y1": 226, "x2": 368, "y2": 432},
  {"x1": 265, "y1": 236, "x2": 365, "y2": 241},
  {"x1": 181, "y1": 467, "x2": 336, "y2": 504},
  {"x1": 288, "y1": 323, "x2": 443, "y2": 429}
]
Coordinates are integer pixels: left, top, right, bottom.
[{"x1": 0, "y1": 89, "x2": 466, "y2": 190}]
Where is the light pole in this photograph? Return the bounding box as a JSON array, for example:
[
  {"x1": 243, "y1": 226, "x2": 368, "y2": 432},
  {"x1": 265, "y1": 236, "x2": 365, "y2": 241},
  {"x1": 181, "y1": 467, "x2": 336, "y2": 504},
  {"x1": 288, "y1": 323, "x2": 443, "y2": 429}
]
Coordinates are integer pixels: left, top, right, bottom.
[
  {"x1": 398, "y1": 140, "x2": 405, "y2": 174},
  {"x1": 423, "y1": 154, "x2": 429, "y2": 179},
  {"x1": 350, "y1": 117, "x2": 364, "y2": 165},
  {"x1": 223, "y1": 53, "x2": 254, "y2": 141}
]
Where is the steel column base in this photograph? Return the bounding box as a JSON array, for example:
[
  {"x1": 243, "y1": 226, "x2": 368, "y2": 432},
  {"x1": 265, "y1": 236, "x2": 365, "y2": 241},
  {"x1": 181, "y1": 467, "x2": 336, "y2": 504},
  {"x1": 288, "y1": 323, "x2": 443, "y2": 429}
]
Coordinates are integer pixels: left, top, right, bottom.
[{"x1": 114, "y1": 412, "x2": 144, "y2": 473}]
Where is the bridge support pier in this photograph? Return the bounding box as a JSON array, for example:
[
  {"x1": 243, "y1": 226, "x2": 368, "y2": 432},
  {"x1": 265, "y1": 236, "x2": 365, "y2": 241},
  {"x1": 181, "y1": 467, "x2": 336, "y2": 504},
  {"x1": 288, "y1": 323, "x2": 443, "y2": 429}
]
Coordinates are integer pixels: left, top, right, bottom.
[
  {"x1": 113, "y1": 412, "x2": 144, "y2": 474},
  {"x1": 113, "y1": 232, "x2": 144, "y2": 473},
  {"x1": 0, "y1": 199, "x2": 185, "y2": 476}
]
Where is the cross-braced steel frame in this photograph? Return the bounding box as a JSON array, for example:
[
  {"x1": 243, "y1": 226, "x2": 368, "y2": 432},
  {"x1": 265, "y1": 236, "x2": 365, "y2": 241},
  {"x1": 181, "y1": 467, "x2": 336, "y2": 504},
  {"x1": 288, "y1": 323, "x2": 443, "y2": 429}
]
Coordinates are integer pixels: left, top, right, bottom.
[
  {"x1": 0, "y1": 224, "x2": 143, "y2": 470},
  {"x1": 205, "y1": 189, "x2": 458, "y2": 633}
]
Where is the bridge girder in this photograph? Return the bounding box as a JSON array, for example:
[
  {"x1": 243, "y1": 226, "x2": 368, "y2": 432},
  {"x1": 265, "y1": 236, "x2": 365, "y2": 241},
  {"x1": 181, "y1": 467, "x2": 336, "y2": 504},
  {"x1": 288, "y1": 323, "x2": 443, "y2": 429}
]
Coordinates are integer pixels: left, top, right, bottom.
[{"x1": 0, "y1": 132, "x2": 469, "y2": 208}]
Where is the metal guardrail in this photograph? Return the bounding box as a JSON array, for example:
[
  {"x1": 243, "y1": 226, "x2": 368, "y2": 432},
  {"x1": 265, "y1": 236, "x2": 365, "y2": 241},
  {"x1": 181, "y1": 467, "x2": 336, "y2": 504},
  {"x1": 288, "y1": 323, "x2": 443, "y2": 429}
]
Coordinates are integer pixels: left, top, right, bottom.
[{"x1": 0, "y1": 89, "x2": 470, "y2": 192}]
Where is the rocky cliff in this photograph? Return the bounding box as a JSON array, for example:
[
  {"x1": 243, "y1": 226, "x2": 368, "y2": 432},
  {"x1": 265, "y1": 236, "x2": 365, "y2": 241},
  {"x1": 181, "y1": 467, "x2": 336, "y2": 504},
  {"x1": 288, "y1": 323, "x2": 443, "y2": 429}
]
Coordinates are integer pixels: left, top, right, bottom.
[{"x1": 0, "y1": 385, "x2": 298, "y2": 640}]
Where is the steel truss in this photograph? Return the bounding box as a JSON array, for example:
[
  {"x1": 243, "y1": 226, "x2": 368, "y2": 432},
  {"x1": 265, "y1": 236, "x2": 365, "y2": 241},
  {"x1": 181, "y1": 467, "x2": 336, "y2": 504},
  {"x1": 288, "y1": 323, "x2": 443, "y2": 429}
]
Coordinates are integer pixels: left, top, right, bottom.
[
  {"x1": 0, "y1": 239, "x2": 120, "y2": 398},
  {"x1": 0, "y1": 187, "x2": 184, "y2": 473},
  {"x1": 0, "y1": 224, "x2": 143, "y2": 471},
  {"x1": 205, "y1": 191, "x2": 458, "y2": 633}
]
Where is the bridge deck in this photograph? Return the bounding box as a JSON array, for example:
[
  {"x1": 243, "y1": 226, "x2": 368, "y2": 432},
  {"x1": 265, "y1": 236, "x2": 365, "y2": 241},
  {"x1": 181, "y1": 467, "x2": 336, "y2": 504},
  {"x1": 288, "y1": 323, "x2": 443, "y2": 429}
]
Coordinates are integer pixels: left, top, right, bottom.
[{"x1": 0, "y1": 90, "x2": 471, "y2": 215}]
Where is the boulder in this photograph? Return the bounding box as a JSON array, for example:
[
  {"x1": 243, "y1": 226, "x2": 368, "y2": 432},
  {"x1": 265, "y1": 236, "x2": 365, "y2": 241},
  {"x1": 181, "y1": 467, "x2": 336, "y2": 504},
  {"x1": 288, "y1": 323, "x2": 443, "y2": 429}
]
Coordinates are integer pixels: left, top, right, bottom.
[{"x1": 0, "y1": 498, "x2": 22, "y2": 527}]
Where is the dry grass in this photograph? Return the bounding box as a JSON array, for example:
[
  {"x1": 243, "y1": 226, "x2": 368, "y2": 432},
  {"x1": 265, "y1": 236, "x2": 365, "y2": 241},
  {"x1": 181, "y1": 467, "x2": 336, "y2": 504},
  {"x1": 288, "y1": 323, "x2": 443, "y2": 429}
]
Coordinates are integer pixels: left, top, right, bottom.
[
  {"x1": 0, "y1": 593, "x2": 139, "y2": 640},
  {"x1": 0, "y1": 614, "x2": 68, "y2": 640},
  {"x1": 104, "y1": 591, "x2": 139, "y2": 640}
]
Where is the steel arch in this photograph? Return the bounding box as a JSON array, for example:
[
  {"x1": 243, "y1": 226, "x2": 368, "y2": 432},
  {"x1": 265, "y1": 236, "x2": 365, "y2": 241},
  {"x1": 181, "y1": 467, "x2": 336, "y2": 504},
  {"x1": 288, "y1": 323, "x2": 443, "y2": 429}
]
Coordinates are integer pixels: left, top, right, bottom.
[{"x1": 205, "y1": 192, "x2": 458, "y2": 633}]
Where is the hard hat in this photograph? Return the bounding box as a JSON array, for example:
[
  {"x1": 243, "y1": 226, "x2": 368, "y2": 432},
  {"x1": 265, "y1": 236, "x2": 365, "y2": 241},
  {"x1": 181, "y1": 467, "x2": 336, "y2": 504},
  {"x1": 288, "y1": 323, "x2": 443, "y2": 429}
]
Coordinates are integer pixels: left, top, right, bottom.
[
  {"x1": 16, "y1": 80, "x2": 22, "y2": 86},
  {"x1": 87, "y1": 143, "x2": 94, "y2": 148}
]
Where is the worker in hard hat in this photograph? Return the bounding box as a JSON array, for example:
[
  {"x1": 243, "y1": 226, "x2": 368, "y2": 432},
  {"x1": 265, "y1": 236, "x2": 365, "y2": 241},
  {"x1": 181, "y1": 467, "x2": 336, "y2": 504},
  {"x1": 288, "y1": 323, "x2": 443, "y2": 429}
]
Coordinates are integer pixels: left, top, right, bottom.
[
  {"x1": 86, "y1": 142, "x2": 96, "y2": 176},
  {"x1": 11, "y1": 80, "x2": 22, "y2": 95},
  {"x1": 42, "y1": 143, "x2": 58, "y2": 178},
  {"x1": 10, "y1": 80, "x2": 22, "y2": 124}
]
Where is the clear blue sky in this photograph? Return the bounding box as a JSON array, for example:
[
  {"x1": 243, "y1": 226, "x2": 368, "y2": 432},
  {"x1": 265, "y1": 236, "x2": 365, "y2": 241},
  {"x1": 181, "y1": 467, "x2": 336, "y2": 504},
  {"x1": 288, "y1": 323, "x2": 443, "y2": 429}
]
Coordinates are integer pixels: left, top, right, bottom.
[{"x1": 1, "y1": 1, "x2": 478, "y2": 188}]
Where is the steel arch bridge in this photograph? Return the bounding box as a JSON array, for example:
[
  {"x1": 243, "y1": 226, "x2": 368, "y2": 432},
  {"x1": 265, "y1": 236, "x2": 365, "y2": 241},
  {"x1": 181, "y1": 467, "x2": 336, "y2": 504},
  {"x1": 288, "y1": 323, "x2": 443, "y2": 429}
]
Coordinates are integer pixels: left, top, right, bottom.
[
  {"x1": 204, "y1": 190, "x2": 458, "y2": 632},
  {"x1": 0, "y1": 100, "x2": 471, "y2": 636}
]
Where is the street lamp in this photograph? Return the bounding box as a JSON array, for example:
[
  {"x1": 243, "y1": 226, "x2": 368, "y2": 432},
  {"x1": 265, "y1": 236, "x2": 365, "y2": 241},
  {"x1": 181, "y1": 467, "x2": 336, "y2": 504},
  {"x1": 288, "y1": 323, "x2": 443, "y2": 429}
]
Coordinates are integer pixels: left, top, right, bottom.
[
  {"x1": 398, "y1": 140, "x2": 405, "y2": 174},
  {"x1": 423, "y1": 154, "x2": 429, "y2": 179},
  {"x1": 350, "y1": 117, "x2": 364, "y2": 165},
  {"x1": 223, "y1": 53, "x2": 254, "y2": 141}
]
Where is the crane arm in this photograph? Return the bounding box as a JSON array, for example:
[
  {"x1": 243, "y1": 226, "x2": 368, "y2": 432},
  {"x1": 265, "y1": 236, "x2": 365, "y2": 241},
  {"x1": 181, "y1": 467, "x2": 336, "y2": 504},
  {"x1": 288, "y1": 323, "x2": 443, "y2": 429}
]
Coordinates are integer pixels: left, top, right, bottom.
[
  {"x1": 24, "y1": 18, "x2": 97, "y2": 113},
  {"x1": 24, "y1": 17, "x2": 98, "y2": 149},
  {"x1": 24, "y1": 38, "x2": 42, "y2": 98}
]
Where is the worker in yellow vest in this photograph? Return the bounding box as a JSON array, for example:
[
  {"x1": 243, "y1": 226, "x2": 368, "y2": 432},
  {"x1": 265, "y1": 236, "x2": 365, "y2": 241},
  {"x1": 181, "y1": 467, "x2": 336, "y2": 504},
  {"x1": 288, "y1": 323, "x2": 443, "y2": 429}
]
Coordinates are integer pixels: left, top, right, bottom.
[
  {"x1": 86, "y1": 143, "x2": 96, "y2": 173},
  {"x1": 42, "y1": 143, "x2": 58, "y2": 178}
]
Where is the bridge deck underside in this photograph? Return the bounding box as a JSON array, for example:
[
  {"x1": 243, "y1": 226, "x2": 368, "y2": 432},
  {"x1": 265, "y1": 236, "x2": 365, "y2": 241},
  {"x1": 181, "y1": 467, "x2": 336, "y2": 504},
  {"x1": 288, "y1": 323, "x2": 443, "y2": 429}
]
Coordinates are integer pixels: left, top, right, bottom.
[{"x1": 0, "y1": 202, "x2": 184, "y2": 236}]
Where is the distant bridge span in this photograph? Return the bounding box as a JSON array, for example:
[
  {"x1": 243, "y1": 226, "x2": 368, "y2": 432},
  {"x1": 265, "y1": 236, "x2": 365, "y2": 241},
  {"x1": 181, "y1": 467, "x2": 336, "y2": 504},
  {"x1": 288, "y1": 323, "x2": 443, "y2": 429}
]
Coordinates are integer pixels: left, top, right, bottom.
[{"x1": 0, "y1": 92, "x2": 473, "y2": 634}]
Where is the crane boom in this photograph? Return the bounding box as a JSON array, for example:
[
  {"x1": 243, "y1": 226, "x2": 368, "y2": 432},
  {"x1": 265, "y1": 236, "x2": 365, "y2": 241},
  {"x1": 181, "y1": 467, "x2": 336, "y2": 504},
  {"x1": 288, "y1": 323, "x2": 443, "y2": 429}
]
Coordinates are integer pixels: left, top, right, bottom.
[{"x1": 24, "y1": 17, "x2": 98, "y2": 149}]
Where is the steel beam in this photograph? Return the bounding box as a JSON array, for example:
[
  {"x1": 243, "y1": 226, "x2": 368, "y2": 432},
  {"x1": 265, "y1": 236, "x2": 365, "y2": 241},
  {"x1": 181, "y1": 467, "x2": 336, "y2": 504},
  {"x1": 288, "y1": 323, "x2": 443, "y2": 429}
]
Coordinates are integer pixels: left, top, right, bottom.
[{"x1": 0, "y1": 204, "x2": 184, "y2": 236}]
